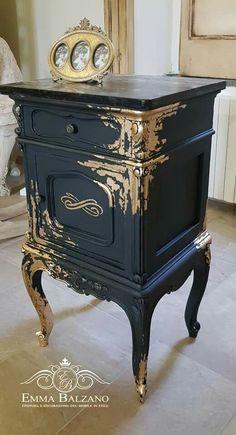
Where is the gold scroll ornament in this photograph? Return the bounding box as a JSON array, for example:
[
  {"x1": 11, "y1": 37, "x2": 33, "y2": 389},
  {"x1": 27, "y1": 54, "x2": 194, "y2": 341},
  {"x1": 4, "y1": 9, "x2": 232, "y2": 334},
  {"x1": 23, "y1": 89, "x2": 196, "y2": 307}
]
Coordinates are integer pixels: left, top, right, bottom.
[{"x1": 61, "y1": 193, "x2": 103, "y2": 217}]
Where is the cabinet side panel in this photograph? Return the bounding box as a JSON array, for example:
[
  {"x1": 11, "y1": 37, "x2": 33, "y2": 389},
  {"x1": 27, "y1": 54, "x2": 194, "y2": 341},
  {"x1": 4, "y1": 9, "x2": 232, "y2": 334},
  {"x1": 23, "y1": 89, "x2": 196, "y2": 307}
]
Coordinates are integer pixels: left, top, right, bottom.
[{"x1": 143, "y1": 135, "x2": 212, "y2": 277}]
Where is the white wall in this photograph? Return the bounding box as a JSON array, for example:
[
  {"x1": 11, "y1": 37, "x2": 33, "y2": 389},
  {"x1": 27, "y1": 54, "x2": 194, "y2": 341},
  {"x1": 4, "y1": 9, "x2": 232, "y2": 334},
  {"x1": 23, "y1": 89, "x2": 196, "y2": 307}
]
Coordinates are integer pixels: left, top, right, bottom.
[
  {"x1": 1, "y1": 0, "x2": 181, "y2": 80},
  {"x1": 15, "y1": 0, "x2": 104, "y2": 80},
  {"x1": 171, "y1": 0, "x2": 181, "y2": 74},
  {"x1": 134, "y1": 0, "x2": 181, "y2": 75}
]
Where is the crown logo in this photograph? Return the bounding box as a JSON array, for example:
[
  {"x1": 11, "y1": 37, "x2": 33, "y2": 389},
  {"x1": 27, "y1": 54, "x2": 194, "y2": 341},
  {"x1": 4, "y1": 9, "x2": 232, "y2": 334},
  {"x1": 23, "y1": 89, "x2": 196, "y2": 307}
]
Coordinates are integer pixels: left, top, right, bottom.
[
  {"x1": 59, "y1": 358, "x2": 71, "y2": 368},
  {"x1": 21, "y1": 357, "x2": 110, "y2": 393}
]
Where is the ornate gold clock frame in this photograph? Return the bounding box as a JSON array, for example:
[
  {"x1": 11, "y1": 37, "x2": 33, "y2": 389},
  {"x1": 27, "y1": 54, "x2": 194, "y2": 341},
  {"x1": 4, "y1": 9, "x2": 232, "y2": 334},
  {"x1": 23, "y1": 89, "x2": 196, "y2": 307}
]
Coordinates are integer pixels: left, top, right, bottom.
[{"x1": 48, "y1": 18, "x2": 114, "y2": 84}]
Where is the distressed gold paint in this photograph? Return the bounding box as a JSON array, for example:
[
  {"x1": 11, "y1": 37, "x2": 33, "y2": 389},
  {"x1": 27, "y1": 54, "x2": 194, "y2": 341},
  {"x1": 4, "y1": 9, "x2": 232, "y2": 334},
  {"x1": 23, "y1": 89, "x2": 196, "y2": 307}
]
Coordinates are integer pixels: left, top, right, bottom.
[
  {"x1": 77, "y1": 152, "x2": 169, "y2": 215},
  {"x1": 54, "y1": 219, "x2": 64, "y2": 229},
  {"x1": 77, "y1": 158, "x2": 139, "y2": 214},
  {"x1": 22, "y1": 249, "x2": 75, "y2": 347},
  {"x1": 22, "y1": 243, "x2": 66, "y2": 262},
  {"x1": 79, "y1": 152, "x2": 168, "y2": 170},
  {"x1": 128, "y1": 103, "x2": 186, "y2": 159},
  {"x1": 120, "y1": 102, "x2": 186, "y2": 119},
  {"x1": 86, "y1": 104, "x2": 121, "y2": 112},
  {"x1": 29, "y1": 181, "x2": 77, "y2": 249},
  {"x1": 129, "y1": 168, "x2": 140, "y2": 215},
  {"x1": 97, "y1": 102, "x2": 187, "y2": 159},
  {"x1": 52, "y1": 230, "x2": 63, "y2": 239},
  {"x1": 102, "y1": 119, "x2": 118, "y2": 131},
  {"x1": 91, "y1": 101, "x2": 186, "y2": 120},
  {"x1": 94, "y1": 154, "x2": 106, "y2": 160},
  {"x1": 29, "y1": 180, "x2": 67, "y2": 248},
  {"x1": 194, "y1": 231, "x2": 212, "y2": 266},
  {"x1": 42, "y1": 209, "x2": 51, "y2": 226},
  {"x1": 77, "y1": 158, "x2": 128, "y2": 211},
  {"x1": 22, "y1": 253, "x2": 53, "y2": 347},
  {"x1": 39, "y1": 227, "x2": 46, "y2": 238},
  {"x1": 42, "y1": 208, "x2": 64, "y2": 241},
  {"x1": 94, "y1": 102, "x2": 187, "y2": 158},
  {"x1": 29, "y1": 191, "x2": 47, "y2": 246},
  {"x1": 135, "y1": 354, "x2": 148, "y2": 403},
  {"x1": 29, "y1": 180, "x2": 53, "y2": 247},
  {"x1": 98, "y1": 169, "x2": 127, "y2": 213},
  {"x1": 98, "y1": 113, "x2": 125, "y2": 153},
  {"x1": 142, "y1": 174, "x2": 155, "y2": 212},
  {"x1": 205, "y1": 244, "x2": 211, "y2": 266},
  {"x1": 194, "y1": 230, "x2": 212, "y2": 250},
  {"x1": 94, "y1": 179, "x2": 113, "y2": 208},
  {"x1": 107, "y1": 138, "x2": 121, "y2": 151},
  {"x1": 66, "y1": 240, "x2": 77, "y2": 246}
]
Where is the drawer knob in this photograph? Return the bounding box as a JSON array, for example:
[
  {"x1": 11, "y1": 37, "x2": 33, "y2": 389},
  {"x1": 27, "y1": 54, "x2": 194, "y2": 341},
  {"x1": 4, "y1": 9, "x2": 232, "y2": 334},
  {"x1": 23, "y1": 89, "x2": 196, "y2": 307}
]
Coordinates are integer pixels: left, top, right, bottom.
[{"x1": 66, "y1": 123, "x2": 77, "y2": 134}]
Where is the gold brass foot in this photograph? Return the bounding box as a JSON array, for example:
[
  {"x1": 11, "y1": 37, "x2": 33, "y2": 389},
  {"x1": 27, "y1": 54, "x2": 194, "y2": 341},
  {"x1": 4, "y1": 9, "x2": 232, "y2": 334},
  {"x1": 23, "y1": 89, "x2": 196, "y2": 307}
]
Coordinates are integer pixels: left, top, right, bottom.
[
  {"x1": 136, "y1": 381, "x2": 147, "y2": 403},
  {"x1": 36, "y1": 331, "x2": 49, "y2": 347},
  {"x1": 135, "y1": 356, "x2": 148, "y2": 403}
]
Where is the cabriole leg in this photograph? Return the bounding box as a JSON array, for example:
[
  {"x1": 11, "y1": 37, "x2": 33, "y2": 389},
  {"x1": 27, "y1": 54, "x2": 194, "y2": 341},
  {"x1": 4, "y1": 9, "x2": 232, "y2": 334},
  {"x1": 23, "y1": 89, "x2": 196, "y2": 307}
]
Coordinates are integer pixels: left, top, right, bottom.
[
  {"x1": 126, "y1": 298, "x2": 154, "y2": 403},
  {"x1": 185, "y1": 244, "x2": 211, "y2": 338},
  {"x1": 22, "y1": 251, "x2": 53, "y2": 347}
]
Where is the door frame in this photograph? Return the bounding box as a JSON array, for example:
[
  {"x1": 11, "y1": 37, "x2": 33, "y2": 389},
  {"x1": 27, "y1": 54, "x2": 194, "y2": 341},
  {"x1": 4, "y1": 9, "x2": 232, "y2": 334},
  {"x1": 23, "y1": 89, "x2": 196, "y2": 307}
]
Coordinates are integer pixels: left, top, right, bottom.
[{"x1": 104, "y1": 0, "x2": 134, "y2": 74}]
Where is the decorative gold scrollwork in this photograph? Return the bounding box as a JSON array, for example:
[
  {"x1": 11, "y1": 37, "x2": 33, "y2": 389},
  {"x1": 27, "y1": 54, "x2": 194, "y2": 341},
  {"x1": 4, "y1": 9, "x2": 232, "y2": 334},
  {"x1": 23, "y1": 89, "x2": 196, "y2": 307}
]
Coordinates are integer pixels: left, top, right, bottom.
[
  {"x1": 194, "y1": 231, "x2": 212, "y2": 265},
  {"x1": 13, "y1": 104, "x2": 23, "y2": 135},
  {"x1": 61, "y1": 193, "x2": 103, "y2": 217}
]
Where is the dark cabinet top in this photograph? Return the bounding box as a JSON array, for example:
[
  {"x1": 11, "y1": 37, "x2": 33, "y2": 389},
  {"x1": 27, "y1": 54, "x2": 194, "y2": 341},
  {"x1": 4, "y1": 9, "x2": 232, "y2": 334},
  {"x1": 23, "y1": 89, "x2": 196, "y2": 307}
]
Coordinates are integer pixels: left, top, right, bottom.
[{"x1": 0, "y1": 74, "x2": 226, "y2": 110}]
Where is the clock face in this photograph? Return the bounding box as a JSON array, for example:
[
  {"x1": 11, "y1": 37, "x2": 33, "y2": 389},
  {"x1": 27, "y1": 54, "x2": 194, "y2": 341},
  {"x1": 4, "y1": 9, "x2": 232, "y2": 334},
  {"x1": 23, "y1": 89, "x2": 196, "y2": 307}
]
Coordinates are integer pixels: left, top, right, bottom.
[
  {"x1": 71, "y1": 41, "x2": 90, "y2": 71},
  {"x1": 54, "y1": 44, "x2": 69, "y2": 68},
  {"x1": 93, "y1": 44, "x2": 109, "y2": 69}
]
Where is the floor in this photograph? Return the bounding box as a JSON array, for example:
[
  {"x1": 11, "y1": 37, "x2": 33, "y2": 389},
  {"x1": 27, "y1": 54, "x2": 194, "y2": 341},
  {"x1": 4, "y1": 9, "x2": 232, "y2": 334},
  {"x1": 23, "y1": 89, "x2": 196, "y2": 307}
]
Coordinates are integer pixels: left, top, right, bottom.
[{"x1": 0, "y1": 200, "x2": 236, "y2": 435}]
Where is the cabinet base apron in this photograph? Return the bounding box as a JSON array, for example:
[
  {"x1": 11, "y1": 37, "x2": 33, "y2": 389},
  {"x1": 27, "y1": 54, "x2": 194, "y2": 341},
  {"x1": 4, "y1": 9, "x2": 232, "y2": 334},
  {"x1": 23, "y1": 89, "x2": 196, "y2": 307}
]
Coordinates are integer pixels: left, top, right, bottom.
[{"x1": 21, "y1": 231, "x2": 211, "y2": 403}]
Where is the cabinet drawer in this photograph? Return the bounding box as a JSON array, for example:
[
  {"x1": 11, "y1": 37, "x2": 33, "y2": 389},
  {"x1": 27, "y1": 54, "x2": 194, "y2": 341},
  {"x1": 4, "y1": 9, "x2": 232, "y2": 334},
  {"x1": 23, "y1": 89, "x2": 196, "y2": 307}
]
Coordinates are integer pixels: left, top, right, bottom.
[{"x1": 23, "y1": 105, "x2": 122, "y2": 152}]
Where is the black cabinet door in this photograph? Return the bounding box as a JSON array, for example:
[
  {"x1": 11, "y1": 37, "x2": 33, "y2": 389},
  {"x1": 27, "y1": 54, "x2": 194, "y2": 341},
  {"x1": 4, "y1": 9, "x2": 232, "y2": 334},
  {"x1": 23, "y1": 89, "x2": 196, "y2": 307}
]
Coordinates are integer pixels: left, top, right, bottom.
[{"x1": 24, "y1": 143, "x2": 137, "y2": 280}]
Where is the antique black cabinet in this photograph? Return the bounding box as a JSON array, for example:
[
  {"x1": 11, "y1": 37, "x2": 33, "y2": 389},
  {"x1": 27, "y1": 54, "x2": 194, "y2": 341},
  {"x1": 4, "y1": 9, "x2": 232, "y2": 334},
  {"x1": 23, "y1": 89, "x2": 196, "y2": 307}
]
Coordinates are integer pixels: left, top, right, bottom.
[{"x1": 0, "y1": 75, "x2": 225, "y2": 402}]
